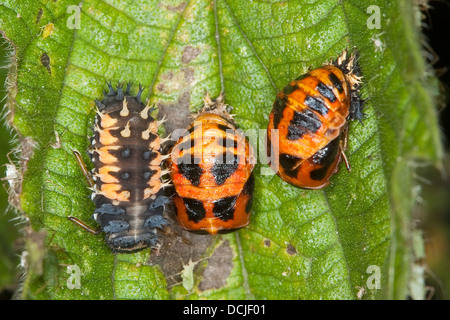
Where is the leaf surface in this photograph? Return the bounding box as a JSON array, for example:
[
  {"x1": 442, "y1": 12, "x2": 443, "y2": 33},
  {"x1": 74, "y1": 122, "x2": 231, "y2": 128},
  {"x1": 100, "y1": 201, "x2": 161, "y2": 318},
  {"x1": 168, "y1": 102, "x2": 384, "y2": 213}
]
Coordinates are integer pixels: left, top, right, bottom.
[{"x1": 0, "y1": 0, "x2": 442, "y2": 299}]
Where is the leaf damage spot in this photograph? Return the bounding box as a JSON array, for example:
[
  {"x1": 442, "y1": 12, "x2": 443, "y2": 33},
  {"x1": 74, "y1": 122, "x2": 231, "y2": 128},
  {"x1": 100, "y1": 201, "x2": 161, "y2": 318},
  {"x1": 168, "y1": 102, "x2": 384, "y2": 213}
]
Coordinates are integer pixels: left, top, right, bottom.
[
  {"x1": 182, "y1": 67, "x2": 195, "y2": 84},
  {"x1": 35, "y1": 8, "x2": 43, "y2": 24},
  {"x1": 147, "y1": 210, "x2": 213, "y2": 288},
  {"x1": 286, "y1": 243, "x2": 297, "y2": 256},
  {"x1": 181, "y1": 45, "x2": 201, "y2": 64},
  {"x1": 157, "y1": 91, "x2": 192, "y2": 134},
  {"x1": 263, "y1": 239, "x2": 271, "y2": 247},
  {"x1": 40, "y1": 52, "x2": 51, "y2": 75},
  {"x1": 198, "y1": 240, "x2": 233, "y2": 291},
  {"x1": 159, "y1": 2, "x2": 187, "y2": 12}
]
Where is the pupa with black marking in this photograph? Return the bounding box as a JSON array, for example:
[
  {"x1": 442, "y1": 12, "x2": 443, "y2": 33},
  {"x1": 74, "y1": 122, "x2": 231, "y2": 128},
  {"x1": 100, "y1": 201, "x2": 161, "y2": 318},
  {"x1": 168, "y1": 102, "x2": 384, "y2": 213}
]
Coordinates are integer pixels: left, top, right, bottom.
[
  {"x1": 168, "y1": 93, "x2": 255, "y2": 235},
  {"x1": 266, "y1": 50, "x2": 364, "y2": 189}
]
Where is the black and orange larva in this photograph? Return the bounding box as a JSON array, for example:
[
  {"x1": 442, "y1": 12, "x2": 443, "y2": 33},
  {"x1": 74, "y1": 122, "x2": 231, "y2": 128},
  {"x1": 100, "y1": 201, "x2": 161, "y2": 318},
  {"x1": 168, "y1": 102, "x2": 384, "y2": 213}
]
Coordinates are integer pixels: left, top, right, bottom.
[
  {"x1": 69, "y1": 82, "x2": 171, "y2": 252},
  {"x1": 168, "y1": 93, "x2": 255, "y2": 235},
  {"x1": 267, "y1": 51, "x2": 364, "y2": 189}
]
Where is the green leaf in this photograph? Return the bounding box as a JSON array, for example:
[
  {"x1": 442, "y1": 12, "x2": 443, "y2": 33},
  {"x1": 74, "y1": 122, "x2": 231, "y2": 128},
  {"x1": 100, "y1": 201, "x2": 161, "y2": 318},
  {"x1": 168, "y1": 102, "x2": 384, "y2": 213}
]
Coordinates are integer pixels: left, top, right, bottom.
[
  {"x1": 0, "y1": 0, "x2": 442, "y2": 300},
  {"x1": 0, "y1": 37, "x2": 20, "y2": 296}
]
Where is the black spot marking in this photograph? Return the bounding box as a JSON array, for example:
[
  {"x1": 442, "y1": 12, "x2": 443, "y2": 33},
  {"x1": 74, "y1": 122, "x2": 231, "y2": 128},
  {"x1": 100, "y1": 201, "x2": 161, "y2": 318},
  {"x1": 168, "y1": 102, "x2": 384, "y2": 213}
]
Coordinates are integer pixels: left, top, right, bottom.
[
  {"x1": 282, "y1": 168, "x2": 299, "y2": 179},
  {"x1": 282, "y1": 83, "x2": 298, "y2": 95},
  {"x1": 264, "y1": 239, "x2": 271, "y2": 247},
  {"x1": 286, "y1": 109, "x2": 322, "y2": 140},
  {"x1": 243, "y1": 173, "x2": 255, "y2": 196},
  {"x1": 245, "y1": 196, "x2": 253, "y2": 215},
  {"x1": 187, "y1": 125, "x2": 196, "y2": 134},
  {"x1": 182, "y1": 198, "x2": 206, "y2": 223},
  {"x1": 279, "y1": 153, "x2": 301, "y2": 171},
  {"x1": 211, "y1": 153, "x2": 239, "y2": 185},
  {"x1": 143, "y1": 150, "x2": 158, "y2": 162},
  {"x1": 178, "y1": 155, "x2": 203, "y2": 186},
  {"x1": 291, "y1": 109, "x2": 322, "y2": 133},
  {"x1": 120, "y1": 172, "x2": 130, "y2": 180},
  {"x1": 143, "y1": 171, "x2": 156, "y2": 181},
  {"x1": 107, "y1": 170, "x2": 134, "y2": 188},
  {"x1": 279, "y1": 153, "x2": 302, "y2": 178},
  {"x1": 328, "y1": 72, "x2": 343, "y2": 93},
  {"x1": 217, "y1": 123, "x2": 231, "y2": 133},
  {"x1": 144, "y1": 132, "x2": 158, "y2": 144},
  {"x1": 304, "y1": 95, "x2": 328, "y2": 116},
  {"x1": 121, "y1": 147, "x2": 131, "y2": 158},
  {"x1": 287, "y1": 125, "x2": 307, "y2": 140},
  {"x1": 294, "y1": 73, "x2": 309, "y2": 81},
  {"x1": 310, "y1": 137, "x2": 340, "y2": 181},
  {"x1": 311, "y1": 136, "x2": 340, "y2": 166},
  {"x1": 316, "y1": 82, "x2": 336, "y2": 103},
  {"x1": 213, "y1": 196, "x2": 237, "y2": 221},
  {"x1": 243, "y1": 174, "x2": 255, "y2": 214},
  {"x1": 272, "y1": 95, "x2": 288, "y2": 129},
  {"x1": 217, "y1": 136, "x2": 238, "y2": 149},
  {"x1": 40, "y1": 52, "x2": 51, "y2": 75}
]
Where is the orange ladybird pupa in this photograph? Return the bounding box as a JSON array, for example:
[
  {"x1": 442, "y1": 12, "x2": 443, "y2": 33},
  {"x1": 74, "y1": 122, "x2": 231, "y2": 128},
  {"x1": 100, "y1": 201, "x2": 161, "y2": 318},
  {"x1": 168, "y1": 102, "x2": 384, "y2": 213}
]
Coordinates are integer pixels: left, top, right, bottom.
[
  {"x1": 267, "y1": 50, "x2": 364, "y2": 189},
  {"x1": 168, "y1": 93, "x2": 255, "y2": 235}
]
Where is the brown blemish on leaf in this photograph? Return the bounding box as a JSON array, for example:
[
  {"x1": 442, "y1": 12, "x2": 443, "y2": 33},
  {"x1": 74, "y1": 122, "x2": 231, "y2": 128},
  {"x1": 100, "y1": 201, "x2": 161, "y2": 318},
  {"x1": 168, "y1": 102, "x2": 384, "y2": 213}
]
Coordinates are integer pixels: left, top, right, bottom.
[
  {"x1": 148, "y1": 205, "x2": 213, "y2": 287},
  {"x1": 198, "y1": 240, "x2": 233, "y2": 291},
  {"x1": 159, "y1": 2, "x2": 187, "y2": 12},
  {"x1": 156, "y1": 83, "x2": 166, "y2": 93},
  {"x1": 182, "y1": 67, "x2": 195, "y2": 84},
  {"x1": 36, "y1": 8, "x2": 43, "y2": 24},
  {"x1": 162, "y1": 71, "x2": 174, "y2": 81},
  {"x1": 263, "y1": 239, "x2": 271, "y2": 247},
  {"x1": 157, "y1": 91, "x2": 192, "y2": 134},
  {"x1": 181, "y1": 45, "x2": 201, "y2": 64},
  {"x1": 286, "y1": 243, "x2": 297, "y2": 256},
  {"x1": 40, "y1": 52, "x2": 51, "y2": 75}
]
